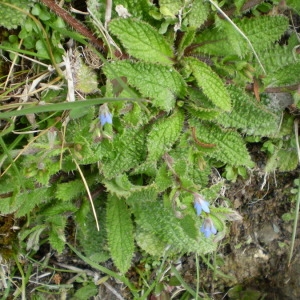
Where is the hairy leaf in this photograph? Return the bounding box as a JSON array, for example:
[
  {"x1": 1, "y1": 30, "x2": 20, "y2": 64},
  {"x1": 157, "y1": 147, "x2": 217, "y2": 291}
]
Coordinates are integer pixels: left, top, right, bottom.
[
  {"x1": 109, "y1": 18, "x2": 173, "y2": 65},
  {"x1": 177, "y1": 29, "x2": 196, "y2": 59},
  {"x1": 185, "y1": 57, "x2": 231, "y2": 111},
  {"x1": 136, "y1": 228, "x2": 167, "y2": 257},
  {"x1": 159, "y1": 0, "x2": 183, "y2": 18},
  {"x1": 286, "y1": 0, "x2": 300, "y2": 13},
  {"x1": 277, "y1": 149, "x2": 298, "y2": 172},
  {"x1": 103, "y1": 61, "x2": 186, "y2": 111},
  {"x1": 24, "y1": 226, "x2": 46, "y2": 251},
  {"x1": 106, "y1": 196, "x2": 134, "y2": 273},
  {"x1": 126, "y1": 186, "x2": 158, "y2": 207},
  {"x1": 55, "y1": 179, "x2": 85, "y2": 201},
  {"x1": 73, "y1": 55, "x2": 98, "y2": 94},
  {"x1": 112, "y1": 0, "x2": 151, "y2": 20},
  {"x1": 185, "y1": 0, "x2": 210, "y2": 28},
  {"x1": 219, "y1": 86, "x2": 279, "y2": 136},
  {"x1": 147, "y1": 110, "x2": 184, "y2": 161},
  {"x1": 256, "y1": 43, "x2": 298, "y2": 74},
  {"x1": 40, "y1": 201, "x2": 78, "y2": 216},
  {"x1": 155, "y1": 165, "x2": 173, "y2": 192},
  {"x1": 100, "y1": 128, "x2": 146, "y2": 179},
  {"x1": 76, "y1": 200, "x2": 109, "y2": 262},
  {"x1": 48, "y1": 215, "x2": 67, "y2": 253},
  {"x1": 189, "y1": 121, "x2": 254, "y2": 167},
  {"x1": 263, "y1": 61, "x2": 300, "y2": 87},
  {"x1": 186, "y1": 87, "x2": 220, "y2": 120},
  {"x1": 73, "y1": 283, "x2": 98, "y2": 299},
  {"x1": 103, "y1": 175, "x2": 142, "y2": 198},
  {"x1": 265, "y1": 148, "x2": 298, "y2": 172},
  {"x1": 0, "y1": 0, "x2": 34, "y2": 29},
  {"x1": 15, "y1": 187, "x2": 52, "y2": 217},
  {"x1": 238, "y1": 15, "x2": 289, "y2": 53},
  {"x1": 133, "y1": 201, "x2": 216, "y2": 254},
  {"x1": 193, "y1": 16, "x2": 289, "y2": 57}
]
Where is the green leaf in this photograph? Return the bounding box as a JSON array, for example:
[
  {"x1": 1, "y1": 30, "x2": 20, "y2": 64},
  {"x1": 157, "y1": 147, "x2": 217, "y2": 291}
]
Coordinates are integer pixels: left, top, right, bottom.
[
  {"x1": 73, "y1": 54, "x2": 99, "y2": 94},
  {"x1": 48, "y1": 231, "x2": 65, "y2": 253},
  {"x1": 159, "y1": 0, "x2": 183, "y2": 18},
  {"x1": 208, "y1": 214, "x2": 225, "y2": 233},
  {"x1": 185, "y1": 0, "x2": 210, "y2": 28},
  {"x1": 219, "y1": 86, "x2": 279, "y2": 136},
  {"x1": 76, "y1": 200, "x2": 109, "y2": 262},
  {"x1": 190, "y1": 121, "x2": 254, "y2": 167},
  {"x1": 15, "y1": 187, "x2": 52, "y2": 217},
  {"x1": 133, "y1": 201, "x2": 216, "y2": 255},
  {"x1": 48, "y1": 215, "x2": 67, "y2": 253},
  {"x1": 100, "y1": 128, "x2": 146, "y2": 179},
  {"x1": 112, "y1": 0, "x2": 152, "y2": 21},
  {"x1": 185, "y1": 57, "x2": 231, "y2": 111},
  {"x1": 238, "y1": 15, "x2": 289, "y2": 53},
  {"x1": 147, "y1": 110, "x2": 184, "y2": 161},
  {"x1": 126, "y1": 186, "x2": 158, "y2": 207},
  {"x1": 193, "y1": 16, "x2": 289, "y2": 57},
  {"x1": 103, "y1": 61, "x2": 186, "y2": 111},
  {"x1": 286, "y1": 0, "x2": 300, "y2": 13},
  {"x1": 265, "y1": 148, "x2": 298, "y2": 172},
  {"x1": 235, "y1": 0, "x2": 247, "y2": 12},
  {"x1": 103, "y1": 175, "x2": 136, "y2": 198},
  {"x1": 106, "y1": 195, "x2": 134, "y2": 273},
  {"x1": 136, "y1": 228, "x2": 167, "y2": 257},
  {"x1": 41, "y1": 201, "x2": 78, "y2": 216},
  {"x1": 177, "y1": 28, "x2": 196, "y2": 59},
  {"x1": 276, "y1": 149, "x2": 298, "y2": 171},
  {"x1": 73, "y1": 283, "x2": 98, "y2": 300},
  {"x1": 0, "y1": 0, "x2": 34, "y2": 30},
  {"x1": 155, "y1": 165, "x2": 173, "y2": 192},
  {"x1": 109, "y1": 18, "x2": 173, "y2": 65},
  {"x1": 256, "y1": 42, "x2": 298, "y2": 74},
  {"x1": 55, "y1": 179, "x2": 85, "y2": 201},
  {"x1": 263, "y1": 61, "x2": 300, "y2": 87},
  {"x1": 179, "y1": 215, "x2": 198, "y2": 240}
]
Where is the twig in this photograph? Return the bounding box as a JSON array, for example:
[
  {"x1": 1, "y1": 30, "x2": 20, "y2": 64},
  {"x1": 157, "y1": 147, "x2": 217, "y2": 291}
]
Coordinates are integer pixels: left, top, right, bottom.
[
  {"x1": 288, "y1": 119, "x2": 300, "y2": 266},
  {"x1": 39, "y1": 0, "x2": 104, "y2": 51},
  {"x1": 207, "y1": 0, "x2": 266, "y2": 75},
  {"x1": 103, "y1": 281, "x2": 125, "y2": 300},
  {"x1": 105, "y1": 0, "x2": 112, "y2": 29},
  {"x1": 72, "y1": 157, "x2": 100, "y2": 231}
]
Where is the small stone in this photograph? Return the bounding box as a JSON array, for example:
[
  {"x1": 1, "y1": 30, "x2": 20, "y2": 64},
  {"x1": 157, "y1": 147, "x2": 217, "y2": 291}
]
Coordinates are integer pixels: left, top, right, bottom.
[{"x1": 258, "y1": 223, "x2": 280, "y2": 244}]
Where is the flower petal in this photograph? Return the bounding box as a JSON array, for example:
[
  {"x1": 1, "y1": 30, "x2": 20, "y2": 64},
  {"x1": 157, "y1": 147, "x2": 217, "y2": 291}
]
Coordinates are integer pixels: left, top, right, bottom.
[
  {"x1": 200, "y1": 218, "x2": 217, "y2": 238},
  {"x1": 200, "y1": 199, "x2": 210, "y2": 213},
  {"x1": 194, "y1": 202, "x2": 202, "y2": 216},
  {"x1": 99, "y1": 111, "x2": 113, "y2": 126}
]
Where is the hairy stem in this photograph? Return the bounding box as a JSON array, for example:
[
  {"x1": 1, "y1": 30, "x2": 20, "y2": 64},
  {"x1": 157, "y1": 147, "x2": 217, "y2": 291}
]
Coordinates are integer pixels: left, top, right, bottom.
[{"x1": 39, "y1": 0, "x2": 104, "y2": 51}]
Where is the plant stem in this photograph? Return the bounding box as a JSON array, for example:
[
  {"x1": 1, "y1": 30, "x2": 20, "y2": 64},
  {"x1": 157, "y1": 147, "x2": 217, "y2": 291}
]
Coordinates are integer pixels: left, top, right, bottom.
[
  {"x1": 195, "y1": 254, "x2": 200, "y2": 300},
  {"x1": 288, "y1": 119, "x2": 300, "y2": 266},
  {"x1": 39, "y1": 0, "x2": 104, "y2": 51},
  {"x1": 208, "y1": 0, "x2": 266, "y2": 75},
  {"x1": 68, "y1": 244, "x2": 139, "y2": 298}
]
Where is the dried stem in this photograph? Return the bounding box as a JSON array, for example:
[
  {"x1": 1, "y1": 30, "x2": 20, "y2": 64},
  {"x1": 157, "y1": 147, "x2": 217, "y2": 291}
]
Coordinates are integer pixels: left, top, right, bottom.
[{"x1": 39, "y1": 0, "x2": 104, "y2": 51}]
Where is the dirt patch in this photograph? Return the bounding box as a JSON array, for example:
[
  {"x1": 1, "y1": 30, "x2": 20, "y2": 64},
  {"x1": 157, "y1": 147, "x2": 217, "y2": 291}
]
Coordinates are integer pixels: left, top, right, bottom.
[{"x1": 178, "y1": 145, "x2": 300, "y2": 299}]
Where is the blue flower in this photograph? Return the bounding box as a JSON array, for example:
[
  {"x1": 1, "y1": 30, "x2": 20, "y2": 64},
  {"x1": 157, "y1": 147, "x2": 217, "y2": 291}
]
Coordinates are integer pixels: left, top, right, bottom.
[
  {"x1": 99, "y1": 104, "x2": 112, "y2": 126},
  {"x1": 200, "y1": 218, "x2": 217, "y2": 238},
  {"x1": 193, "y1": 193, "x2": 210, "y2": 216},
  {"x1": 99, "y1": 111, "x2": 112, "y2": 126}
]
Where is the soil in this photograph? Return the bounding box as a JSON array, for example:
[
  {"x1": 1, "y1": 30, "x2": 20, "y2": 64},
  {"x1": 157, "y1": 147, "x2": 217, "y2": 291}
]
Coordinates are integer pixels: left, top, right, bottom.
[{"x1": 176, "y1": 145, "x2": 300, "y2": 300}]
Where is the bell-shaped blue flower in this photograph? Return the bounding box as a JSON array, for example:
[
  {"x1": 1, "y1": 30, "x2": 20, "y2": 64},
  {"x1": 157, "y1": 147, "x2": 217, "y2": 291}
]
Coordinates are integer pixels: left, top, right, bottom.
[
  {"x1": 193, "y1": 193, "x2": 210, "y2": 216},
  {"x1": 99, "y1": 104, "x2": 112, "y2": 126},
  {"x1": 200, "y1": 218, "x2": 217, "y2": 238}
]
